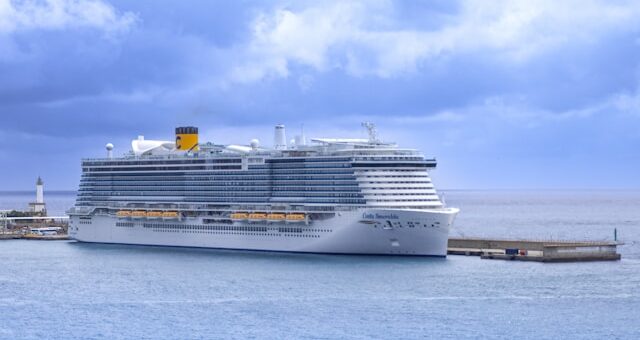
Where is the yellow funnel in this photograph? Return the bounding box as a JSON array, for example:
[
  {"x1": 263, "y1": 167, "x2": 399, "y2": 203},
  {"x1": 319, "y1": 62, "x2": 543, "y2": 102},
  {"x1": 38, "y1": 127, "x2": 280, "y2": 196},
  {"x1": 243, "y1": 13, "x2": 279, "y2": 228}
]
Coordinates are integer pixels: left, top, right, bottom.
[{"x1": 175, "y1": 126, "x2": 199, "y2": 151}]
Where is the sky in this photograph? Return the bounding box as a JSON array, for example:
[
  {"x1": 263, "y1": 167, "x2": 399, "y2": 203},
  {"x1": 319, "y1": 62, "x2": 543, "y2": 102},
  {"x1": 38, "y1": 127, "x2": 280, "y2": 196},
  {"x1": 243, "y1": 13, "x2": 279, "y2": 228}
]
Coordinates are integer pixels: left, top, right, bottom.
[{"x1": 1, "y1": 0, "x2": 639, "y2": 190}]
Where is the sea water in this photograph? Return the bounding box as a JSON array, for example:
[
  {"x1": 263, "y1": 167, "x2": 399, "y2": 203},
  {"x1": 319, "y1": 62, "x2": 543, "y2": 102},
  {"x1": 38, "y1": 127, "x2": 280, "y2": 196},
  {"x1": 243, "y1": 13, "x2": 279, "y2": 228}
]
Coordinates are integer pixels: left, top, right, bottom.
[{"x1": 0, "y1": 191, "x2": 639, "y2": 339}]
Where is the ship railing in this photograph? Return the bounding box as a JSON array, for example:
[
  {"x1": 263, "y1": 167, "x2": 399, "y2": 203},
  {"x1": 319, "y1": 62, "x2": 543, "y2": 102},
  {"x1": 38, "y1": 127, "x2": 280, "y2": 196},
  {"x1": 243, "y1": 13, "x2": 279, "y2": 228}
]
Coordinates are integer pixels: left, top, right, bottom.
[{"x1": 76, "y1": 201, "x2": 383, "y2": 214}]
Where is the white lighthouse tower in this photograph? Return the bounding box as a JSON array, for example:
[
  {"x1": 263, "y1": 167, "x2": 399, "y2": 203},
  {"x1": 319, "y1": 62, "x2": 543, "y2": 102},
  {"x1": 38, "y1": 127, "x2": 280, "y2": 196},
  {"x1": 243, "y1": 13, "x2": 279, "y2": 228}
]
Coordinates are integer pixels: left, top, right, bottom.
[{"x1": 29, "y1": 176, "x2": 46, "y2": 215}]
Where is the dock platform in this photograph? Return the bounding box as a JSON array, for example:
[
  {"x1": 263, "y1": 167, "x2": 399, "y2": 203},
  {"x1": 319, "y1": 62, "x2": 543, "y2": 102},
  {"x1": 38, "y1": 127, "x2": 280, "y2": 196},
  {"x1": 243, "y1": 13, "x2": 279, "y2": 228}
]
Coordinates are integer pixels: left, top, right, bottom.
[
  {"x1": 0, "y1": 234, "x2": 22, "y2": 240},
  {"x1": 1, "y1": 233, "x2": 69, "y2": 241},
  {"x1": 21, "y1": 234, "x2": 70, "y2": 241},
  {"x1": 448, "y1": 237, "x2": 621, "y2": 262}
]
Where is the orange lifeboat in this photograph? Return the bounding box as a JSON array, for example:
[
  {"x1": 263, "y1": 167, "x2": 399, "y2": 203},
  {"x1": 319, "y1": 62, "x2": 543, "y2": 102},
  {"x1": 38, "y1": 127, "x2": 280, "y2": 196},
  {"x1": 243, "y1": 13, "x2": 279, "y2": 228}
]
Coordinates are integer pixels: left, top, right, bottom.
[
  {"x1": 161, "y1": 211, "x2": 180, "y2": 219},
  {"x1": 116, "y1": 210, "x2": 131, "y2": 218},
  {"x1": 285, "y1": 213, "x2": 305, "y2": 221},
  {"x1": 131, "y1": 210, "x2": 147, "y2": 218},
  {"x1": 267, "y1": 213, "x2": 286, "y2": 221},
  {"x1": 231, "y1": 212, "x2": 249, "y2": 220},
  {"x1": 146, "y1": 211, "x2": 162, "y2": 218},
  {"x1": 248, "y1": 212, "x2": 267, "y2": 220}
]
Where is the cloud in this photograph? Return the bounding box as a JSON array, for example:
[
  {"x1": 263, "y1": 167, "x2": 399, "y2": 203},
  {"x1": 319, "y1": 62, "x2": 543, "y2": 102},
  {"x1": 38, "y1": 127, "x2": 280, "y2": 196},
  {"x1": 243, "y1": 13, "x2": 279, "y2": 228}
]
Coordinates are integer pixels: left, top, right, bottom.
[
  {"x1": 613, "y1": 89, "x2": 640, "y2": 116},
  {"x1": 0, "y1": 0, "x2": 136, "y2": 34},
  {"x1": 228, "y1": 0, "x2": 640, "y2": 83},
  {"x1": 1, "y1": 0, "x2": 640, "y2": 189},
  {"x1": 387, "y1": 111, "x2": 466, "y2": 124},
  {"x1": 228, "y1": 1, "x2": 434, "y2": 82},
  {"x1": 38, "y1": 86, "x2": 164, "y2": 107}
]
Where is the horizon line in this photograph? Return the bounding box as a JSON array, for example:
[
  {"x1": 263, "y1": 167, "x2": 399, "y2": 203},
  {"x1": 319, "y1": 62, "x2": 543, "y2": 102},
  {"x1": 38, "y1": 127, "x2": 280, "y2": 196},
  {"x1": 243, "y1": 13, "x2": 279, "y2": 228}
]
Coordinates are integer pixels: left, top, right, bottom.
[{"x1": 2, "y1": 188, "x2": 640, "y2": 193}]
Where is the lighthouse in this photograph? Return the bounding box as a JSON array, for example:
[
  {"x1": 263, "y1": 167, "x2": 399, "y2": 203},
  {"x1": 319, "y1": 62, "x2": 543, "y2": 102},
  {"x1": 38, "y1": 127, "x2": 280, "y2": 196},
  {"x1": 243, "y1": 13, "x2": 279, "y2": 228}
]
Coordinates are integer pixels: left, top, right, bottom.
[{"x1": 29, "y1": 176, "x2": 46, "y2": 215}]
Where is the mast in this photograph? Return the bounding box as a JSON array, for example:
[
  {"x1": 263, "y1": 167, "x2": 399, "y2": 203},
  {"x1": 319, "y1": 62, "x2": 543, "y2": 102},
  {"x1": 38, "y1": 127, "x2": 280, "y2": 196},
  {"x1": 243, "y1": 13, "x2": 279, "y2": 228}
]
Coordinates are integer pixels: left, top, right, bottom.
[{"x1": 361, "y1": 122, "x2": 380, "y2": 143}]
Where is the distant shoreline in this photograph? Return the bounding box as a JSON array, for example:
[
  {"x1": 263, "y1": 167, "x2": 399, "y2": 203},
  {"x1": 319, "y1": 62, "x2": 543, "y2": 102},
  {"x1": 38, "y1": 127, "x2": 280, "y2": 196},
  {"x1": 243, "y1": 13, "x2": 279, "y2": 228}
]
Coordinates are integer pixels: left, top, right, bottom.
[
  {"x1": 0, "y1": 190, "x2": 77, "y2": 195},
  {"x1": 1, "y1": 189, "x2": 640, "y2": 194},
  {"x1": 440, "y1": 188, "x2": 640, "y2": 192}
]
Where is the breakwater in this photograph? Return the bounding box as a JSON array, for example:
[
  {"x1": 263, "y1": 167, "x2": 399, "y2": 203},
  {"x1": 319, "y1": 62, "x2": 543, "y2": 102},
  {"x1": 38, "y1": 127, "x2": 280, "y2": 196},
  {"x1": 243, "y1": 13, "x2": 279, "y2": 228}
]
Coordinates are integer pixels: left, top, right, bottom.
[{"x1": 448, "y1": 237, "x2": 621, "y2": 262}]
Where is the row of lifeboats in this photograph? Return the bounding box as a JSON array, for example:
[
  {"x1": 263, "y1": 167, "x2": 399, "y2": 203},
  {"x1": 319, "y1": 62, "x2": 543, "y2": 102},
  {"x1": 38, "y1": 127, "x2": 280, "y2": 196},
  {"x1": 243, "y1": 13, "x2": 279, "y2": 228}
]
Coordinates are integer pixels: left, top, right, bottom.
[
  {"x1": 116, "y1": 210, "x2": 180, "y2": 219},
  {"x1": 230, "y1": 212, "x2": 306, "y2": 221}
]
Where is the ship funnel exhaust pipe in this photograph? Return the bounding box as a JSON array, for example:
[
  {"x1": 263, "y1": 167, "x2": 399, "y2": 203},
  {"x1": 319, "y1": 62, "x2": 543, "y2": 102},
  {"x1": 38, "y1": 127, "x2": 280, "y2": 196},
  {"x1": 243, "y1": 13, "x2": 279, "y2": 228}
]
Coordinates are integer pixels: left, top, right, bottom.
[
  {"x1": 175, "y1": 126, "x2": 199, "y2": 152},
  {"x1": 274, "y1": 124, "x2": 286, "y2": 150}
]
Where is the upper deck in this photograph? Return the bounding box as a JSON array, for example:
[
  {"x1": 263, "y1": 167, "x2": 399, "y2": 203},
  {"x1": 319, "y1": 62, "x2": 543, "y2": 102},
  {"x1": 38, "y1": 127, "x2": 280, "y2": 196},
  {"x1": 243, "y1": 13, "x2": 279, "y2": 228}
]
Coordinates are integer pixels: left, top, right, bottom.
[{"x1": 73, "y1": 124, "x2": 443, "y2": 211}]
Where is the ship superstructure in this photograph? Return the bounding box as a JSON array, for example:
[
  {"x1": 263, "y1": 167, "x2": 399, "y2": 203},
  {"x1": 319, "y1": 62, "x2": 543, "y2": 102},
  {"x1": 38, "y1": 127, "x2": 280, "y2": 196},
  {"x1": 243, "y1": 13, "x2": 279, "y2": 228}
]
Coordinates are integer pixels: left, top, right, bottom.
[{"x1": 68, "y1": 124, "x2": 459, "y2": 256}]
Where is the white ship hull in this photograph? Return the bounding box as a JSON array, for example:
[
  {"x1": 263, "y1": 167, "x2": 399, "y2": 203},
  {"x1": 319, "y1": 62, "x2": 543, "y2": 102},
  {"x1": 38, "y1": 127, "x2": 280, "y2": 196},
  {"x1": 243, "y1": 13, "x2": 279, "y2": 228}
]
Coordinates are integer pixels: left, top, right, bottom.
[{"x1": 69, "y1": 208, "x2": 458, "y2": 256}]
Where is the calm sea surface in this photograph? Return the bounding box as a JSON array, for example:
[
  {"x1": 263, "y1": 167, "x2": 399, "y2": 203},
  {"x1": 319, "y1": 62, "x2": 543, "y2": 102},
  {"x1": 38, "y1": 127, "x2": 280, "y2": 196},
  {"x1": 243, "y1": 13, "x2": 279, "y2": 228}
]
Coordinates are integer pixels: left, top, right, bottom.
[{"x1": 1, "y1": 191, "x2": 639, "y2": 339}]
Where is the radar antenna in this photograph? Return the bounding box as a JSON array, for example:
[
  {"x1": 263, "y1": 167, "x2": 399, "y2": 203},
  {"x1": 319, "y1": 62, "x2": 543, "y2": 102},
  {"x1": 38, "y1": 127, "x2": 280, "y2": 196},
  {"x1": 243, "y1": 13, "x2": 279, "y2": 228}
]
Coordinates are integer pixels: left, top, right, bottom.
[{"x1": 361, "y1": 122, "x2": 379, "y2": 143}]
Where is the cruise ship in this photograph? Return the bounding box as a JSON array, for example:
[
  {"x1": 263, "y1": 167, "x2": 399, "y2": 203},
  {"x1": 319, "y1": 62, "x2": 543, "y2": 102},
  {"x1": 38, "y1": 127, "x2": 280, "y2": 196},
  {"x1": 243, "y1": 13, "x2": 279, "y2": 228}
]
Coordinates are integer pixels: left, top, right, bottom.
[{"x1": 67, "y1": 123, "x2": 459, "y2": 256}]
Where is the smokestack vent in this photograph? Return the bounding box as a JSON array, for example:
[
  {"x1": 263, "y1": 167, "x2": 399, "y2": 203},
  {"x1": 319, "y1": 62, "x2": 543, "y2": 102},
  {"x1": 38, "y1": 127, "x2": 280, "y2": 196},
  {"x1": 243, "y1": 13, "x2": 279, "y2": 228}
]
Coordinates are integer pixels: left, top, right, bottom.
[{"x1": 274, "y1": 124, "x2": 286, "y2": 150}]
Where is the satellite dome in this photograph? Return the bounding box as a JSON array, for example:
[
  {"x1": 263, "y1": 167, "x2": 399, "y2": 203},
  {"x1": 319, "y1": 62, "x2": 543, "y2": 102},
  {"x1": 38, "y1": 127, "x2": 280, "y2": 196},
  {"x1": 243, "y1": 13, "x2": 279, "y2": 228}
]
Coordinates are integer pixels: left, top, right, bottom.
[
  {"x1": 106, "y1": 143, "x2": 114, "y2": 151},
  {"x1": 250, "y1": 139, "x2": 260, "y2": 149}
]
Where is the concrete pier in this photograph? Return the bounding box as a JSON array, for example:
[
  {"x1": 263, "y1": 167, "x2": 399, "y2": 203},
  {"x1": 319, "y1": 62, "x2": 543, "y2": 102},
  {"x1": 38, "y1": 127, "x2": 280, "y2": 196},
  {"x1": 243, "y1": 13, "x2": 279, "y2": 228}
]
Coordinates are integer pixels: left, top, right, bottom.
[
  {"x1": 21, "y1": 234, "x2": 70, "y2": 240},
  {"x1": 448, "y1": 237, "x2": 621, "y2": 262},
  {"x1": 1, "y1": 232, "x2": 69, "y2": 240},
  {"x1": 0, "y1": 233, "x2": 22, "y2": 240}
]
